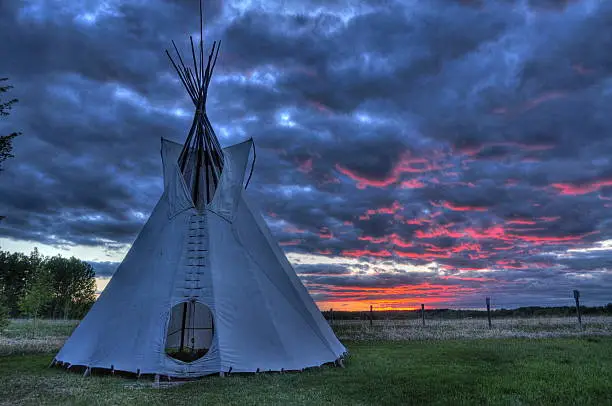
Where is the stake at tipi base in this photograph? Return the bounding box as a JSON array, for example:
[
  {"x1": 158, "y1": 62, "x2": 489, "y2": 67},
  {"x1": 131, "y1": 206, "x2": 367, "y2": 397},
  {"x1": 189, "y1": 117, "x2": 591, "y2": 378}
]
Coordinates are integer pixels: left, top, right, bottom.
[{"x1": 51, "y1": 0, "x2": 345, "y2": 379}]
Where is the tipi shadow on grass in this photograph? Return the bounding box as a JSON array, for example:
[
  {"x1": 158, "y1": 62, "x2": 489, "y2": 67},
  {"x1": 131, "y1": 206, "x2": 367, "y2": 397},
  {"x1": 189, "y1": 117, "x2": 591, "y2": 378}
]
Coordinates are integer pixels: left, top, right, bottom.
[{"x1": 51, "y1": 1, "x2": 346, "y2": 379}]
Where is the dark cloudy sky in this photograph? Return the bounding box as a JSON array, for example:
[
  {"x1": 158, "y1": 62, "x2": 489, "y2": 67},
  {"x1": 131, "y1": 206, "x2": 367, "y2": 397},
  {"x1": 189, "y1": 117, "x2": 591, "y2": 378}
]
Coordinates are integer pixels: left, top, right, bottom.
[{"x1": 1, "y1": 0, "x2": 612, "y2": 310}]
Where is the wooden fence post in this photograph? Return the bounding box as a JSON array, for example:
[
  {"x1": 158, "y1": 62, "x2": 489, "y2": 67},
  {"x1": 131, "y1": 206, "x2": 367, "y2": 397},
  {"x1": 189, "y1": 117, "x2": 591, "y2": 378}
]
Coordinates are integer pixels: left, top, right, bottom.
[
  {"x1": 486, "y1": 297, "x2": 492, "y2": 329},
  {"x1": 573, "y1": 290, "x2": 582, "y2": 330},
  {"x1": 421, "y1": 304, "x2": 425, "y2": 326},
  {"x1": 369, "y1": 305, "x2": 373, "y2": 327}
]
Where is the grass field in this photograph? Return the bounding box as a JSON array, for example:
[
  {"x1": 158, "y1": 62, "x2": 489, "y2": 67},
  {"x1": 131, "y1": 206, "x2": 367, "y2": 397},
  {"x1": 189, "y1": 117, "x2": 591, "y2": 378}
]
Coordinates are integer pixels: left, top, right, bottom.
[{"x1": 2, "y1": 318, "x2": 612, "y2": 405}]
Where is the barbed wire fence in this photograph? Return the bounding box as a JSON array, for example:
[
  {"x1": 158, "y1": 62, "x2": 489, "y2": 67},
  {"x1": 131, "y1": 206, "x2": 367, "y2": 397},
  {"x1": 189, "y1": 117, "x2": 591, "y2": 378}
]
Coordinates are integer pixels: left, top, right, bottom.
[{"x1": 324, "y1": 290, "x2": 612, "y2": 340}]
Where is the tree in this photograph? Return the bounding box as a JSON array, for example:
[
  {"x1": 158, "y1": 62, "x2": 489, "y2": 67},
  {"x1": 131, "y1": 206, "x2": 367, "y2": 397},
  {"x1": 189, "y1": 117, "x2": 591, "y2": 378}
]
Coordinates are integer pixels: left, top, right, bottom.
[
  {"x1": 0, "y1": 77, "x2": 21, "y2": 171},
  {"x1": 0, "y1": 249, "x2": 37, "y2": 317},
  {"x1": 1, "y1": 77, "x2": 21, "y2": 222},
  {"x1": 0, "y1": 249, "x2": 96, "y2": 319},
  {"x1": 19, "y1": 268, "x2": 53, "y2": 320},
  {"x1": 44, "y1": 255, "x2": 96, "y2": 319},
  {"x1": 0, "y1": 295, "x2": 8, "y2": 333}
]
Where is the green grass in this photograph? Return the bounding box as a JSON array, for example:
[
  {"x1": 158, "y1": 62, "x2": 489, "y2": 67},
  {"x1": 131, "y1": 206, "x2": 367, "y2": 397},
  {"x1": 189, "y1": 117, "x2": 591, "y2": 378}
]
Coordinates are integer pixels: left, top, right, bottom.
[
  {"x1": 2, "y1": 337, "x2": 612, "y2": 405},
  {"x1": 2, "y1": 319, "x2": 78, "y2": 340}
]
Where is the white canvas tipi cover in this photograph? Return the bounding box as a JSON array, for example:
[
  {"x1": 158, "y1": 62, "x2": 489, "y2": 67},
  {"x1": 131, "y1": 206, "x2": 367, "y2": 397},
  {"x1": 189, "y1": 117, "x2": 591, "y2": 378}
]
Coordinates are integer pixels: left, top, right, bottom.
[{"x1": 54, "y1": 137, "x2": 346, "y2": 377}]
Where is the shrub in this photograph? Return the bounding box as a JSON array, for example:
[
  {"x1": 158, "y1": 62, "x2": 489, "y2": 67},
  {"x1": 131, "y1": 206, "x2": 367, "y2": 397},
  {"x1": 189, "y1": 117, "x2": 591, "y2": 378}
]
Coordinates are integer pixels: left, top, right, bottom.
[{"x1": 0, "y1": 300, "x2": 9, "y2": 333}]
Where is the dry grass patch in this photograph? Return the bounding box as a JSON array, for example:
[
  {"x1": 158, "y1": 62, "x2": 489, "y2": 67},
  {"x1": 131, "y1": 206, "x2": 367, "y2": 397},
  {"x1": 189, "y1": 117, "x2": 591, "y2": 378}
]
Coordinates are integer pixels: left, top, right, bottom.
[
  {"x1": 0, "y1": 319, "x2": 78, "y2": 356},
  {"x1": 332, "y1": 316, "x2": 612, "y2": 341}
]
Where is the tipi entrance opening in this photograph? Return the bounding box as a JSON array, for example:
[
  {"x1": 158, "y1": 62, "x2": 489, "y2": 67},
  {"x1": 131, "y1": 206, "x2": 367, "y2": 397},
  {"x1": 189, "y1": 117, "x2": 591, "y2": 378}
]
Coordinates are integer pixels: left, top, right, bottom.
[{"x1": 165, "y1": 301, "x2": 214, "y2": 363}]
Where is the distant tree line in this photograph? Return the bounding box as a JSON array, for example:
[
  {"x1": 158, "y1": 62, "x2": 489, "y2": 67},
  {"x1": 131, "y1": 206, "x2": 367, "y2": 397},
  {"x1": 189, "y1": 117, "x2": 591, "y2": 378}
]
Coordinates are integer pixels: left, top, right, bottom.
[
  {"x1": 0, "y1": 248, "x2": 96, "y2": 321},
  {"x1": 327, "y1": 305, "x2": 612, "y2": 321}
]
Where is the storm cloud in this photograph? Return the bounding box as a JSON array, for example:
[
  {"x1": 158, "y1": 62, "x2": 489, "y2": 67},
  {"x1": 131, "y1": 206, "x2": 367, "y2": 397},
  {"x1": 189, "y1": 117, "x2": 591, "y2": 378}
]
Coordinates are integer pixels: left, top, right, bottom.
[{"x1": 1, "y1": 0, "x2": 612, "y2": 309}]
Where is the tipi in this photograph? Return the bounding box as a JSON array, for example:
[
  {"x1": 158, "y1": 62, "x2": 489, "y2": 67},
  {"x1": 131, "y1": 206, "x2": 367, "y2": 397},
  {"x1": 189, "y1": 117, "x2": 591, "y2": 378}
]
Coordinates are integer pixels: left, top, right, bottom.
[{"x1": 53, "y1": 4, "x2": 346, "y2": 378}]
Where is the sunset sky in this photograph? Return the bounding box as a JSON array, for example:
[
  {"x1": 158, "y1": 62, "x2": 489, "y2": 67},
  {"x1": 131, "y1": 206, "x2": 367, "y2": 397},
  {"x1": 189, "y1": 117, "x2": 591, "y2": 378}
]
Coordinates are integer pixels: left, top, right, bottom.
[{"x1": 1, "y1": 0, "x2": 612, "y2": 311}]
